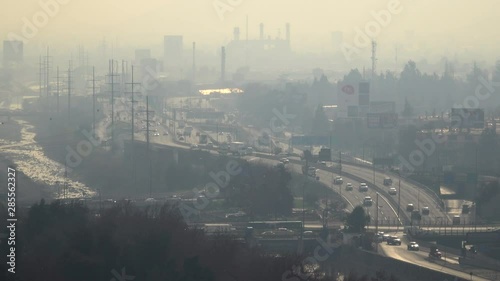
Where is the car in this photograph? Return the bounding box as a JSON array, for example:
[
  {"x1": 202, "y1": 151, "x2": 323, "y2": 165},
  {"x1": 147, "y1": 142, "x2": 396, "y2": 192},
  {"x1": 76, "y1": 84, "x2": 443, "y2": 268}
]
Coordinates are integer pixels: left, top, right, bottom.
[
  {"x1": 363, "y1": 196, "x2": 373, "y2": 206},
  {"x1": 280, "y1": 158, "x2": 290, "y2": 164},
  {"x1": 383, "y1": 177, "x2": 393, "y2": 186},
  {"x1": 422, "y1": 206, "x2": 430, "y2": 215},
  {"x1": 153, "y1": 132, "x2": 160, "y2": 136},
  {"x1": 206, "y1": 143, "x2": 214, "y2": 148},
  {"x1": 382, "y1": 234, "x2": 390, "y2": 241},
  {"x1": 334, "y1": 176, "x2": 343, "y2": 185},
  {"x1": 261, "y1": 231, "x2": 275, "y2": 236},
  {"x1": 163, "y1": 132, "x2": 169, "y2": 135},
  {"x1": 411, "y1": 210, "x2": 421, "y2": 221},
  {"x1": 145, "y1": 198, "x2": 156, "y2": 203},
  {"x1": 406, "y1": 203, "x2": 414, "y2": 212},
  {"x1": 179, "y1": 136, "x2": 185, "y2": 141},
  {"x1": 359, "y1": 183, "x2": 368, "y2": 192},
  {"x1": 387, "y1": 236, "x2": 401, "y2": 245},
  {"x1": 320, "y1": 161, "x2": 327, "y2": 166},
  {"x1": 453, "y1": 215, "x2": 461, "y2": 225},
  {"x1": 345, "y1": 183, "x2": 353, "y2": 191},
  {"x1": 190, "y1": 144, "x2": 199, "y2": 149},
  {"x1": 429, "y1": 246, "x2": 442, "y2": 259},
  {"x1": 407, "y1": 241, "x2": 420, "y2": 251},
  {"x1": 388, "y1": 187, "x2": 397, "y2": 195}
]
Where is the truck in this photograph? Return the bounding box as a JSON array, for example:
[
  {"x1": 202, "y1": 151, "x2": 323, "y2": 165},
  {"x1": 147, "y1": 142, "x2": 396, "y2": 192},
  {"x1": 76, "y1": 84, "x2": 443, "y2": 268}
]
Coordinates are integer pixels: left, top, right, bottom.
[
  {"x1": 229, "y1": 142, "x2": 246, "y2": 155},
  {"x1": 302, "y1": 165, "x2": 319, "y2": 180}
]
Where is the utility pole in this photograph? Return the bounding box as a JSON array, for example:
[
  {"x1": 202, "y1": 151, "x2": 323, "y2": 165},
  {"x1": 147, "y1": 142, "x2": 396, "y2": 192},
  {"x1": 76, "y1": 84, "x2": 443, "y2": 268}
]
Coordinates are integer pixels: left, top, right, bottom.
[
  {"x1": 126, "y1": 65, "x2": 140, "y2": 194},
  {"x1": 475, "y1": 146, "x2": 478, "y2": 231},
  {"x1": 375, "y1": 192, "x2": 379, "y2": 252},
  {"x1": 92, "y1": 67, "x2": 96, "y2": 135},
  {"x1": 107, "y1": 60, "x2": 120, "y2": 147},
  {"x1": 192, "y1": 42, "x2": 196, "y2": 83},
  {"x1": 138, "y1": 96, "x2": 155, "y2": 198},
  {"x1": 398, "y1": 172, "x2": 401, "y2": 230},
  {"x1": 87, "y1": 67, "x2": 97, "y2": 135},
  {"x1": 67, "y1": 61, "x2": 73, "y2": 122},
  {"x1": 45, "y1": 47, "x2": 52, "y2": 99},
  {"x1": 39, "y1": 55, "x2": 43, "y2": 98},
  {"x1": 56, "y1": 66, "x2": 61, "y2": 113}
]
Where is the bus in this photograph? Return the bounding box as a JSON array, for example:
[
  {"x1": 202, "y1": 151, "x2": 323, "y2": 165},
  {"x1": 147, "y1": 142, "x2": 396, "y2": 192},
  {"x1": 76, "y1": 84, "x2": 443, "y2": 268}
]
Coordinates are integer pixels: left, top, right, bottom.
[{"x1": 248, "y1": 221, "x2": 303, "y2": 231}]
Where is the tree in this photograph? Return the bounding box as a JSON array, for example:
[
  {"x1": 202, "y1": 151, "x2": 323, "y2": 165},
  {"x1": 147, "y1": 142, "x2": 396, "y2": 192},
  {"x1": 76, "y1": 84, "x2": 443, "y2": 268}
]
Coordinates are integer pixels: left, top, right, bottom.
[
  {"x1": 311, "y1": 104, "x2": 330, "y2": 135},
  {"x1": 402, "y1": 97, "x2": 413, "y2": 118},
  {"x1": 345, "y1": 206, "x2": 370, "y2": 233}
]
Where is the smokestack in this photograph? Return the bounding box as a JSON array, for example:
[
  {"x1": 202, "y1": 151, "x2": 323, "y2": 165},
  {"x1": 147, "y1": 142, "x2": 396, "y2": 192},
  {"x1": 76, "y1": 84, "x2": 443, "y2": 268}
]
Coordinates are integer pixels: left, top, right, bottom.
[
  {"x1": 260, "y1": 23, "x2": 264, "y2": 40},
  {"x1": 234, "y1": 27, "x2": 240, "y2": 41},
  {"x1": 221, "y1": 46, "x2": 226, "y2": 82},
  {"x1": 286, "y1": 23, "x2": 290, "y2": 43}
]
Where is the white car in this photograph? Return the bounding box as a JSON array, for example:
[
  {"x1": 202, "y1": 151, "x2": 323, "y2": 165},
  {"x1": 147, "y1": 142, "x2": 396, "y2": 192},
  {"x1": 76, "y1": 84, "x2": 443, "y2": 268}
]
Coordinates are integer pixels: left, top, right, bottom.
[
  {"x1": 359, "y1": 183, "x2": 368, "y2": 192},
  {"x1": 363, "y1": 196, "x2": 373, "y2": 206},
  {"x1": 388, "y1": 188, "x2": 397, "y2": 195},
  {"x1": 280, "y1": 158, "x2": 290, "y2": 164}
]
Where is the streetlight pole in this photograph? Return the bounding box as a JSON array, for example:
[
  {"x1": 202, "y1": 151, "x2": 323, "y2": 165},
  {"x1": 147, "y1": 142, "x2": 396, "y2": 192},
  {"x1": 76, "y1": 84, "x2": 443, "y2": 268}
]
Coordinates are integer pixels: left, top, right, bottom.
[{"x1": 397, "y1": 172, "x2": 401, "y2": 232}]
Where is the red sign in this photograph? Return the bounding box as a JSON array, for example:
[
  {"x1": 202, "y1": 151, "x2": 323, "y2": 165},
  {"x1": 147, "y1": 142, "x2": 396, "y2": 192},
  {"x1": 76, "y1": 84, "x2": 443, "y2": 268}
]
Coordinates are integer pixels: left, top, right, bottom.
[{"x1": 341, "y1": 85, "x2": 355, "y2": 95}]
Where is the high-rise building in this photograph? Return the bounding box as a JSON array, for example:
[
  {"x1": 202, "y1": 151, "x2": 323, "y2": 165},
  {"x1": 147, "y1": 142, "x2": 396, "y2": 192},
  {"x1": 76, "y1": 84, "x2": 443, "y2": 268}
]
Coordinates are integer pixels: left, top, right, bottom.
[
  {"x1": 163, "y1": 35, "x2": 183, "y2": 69},
  {"x1": 3, "y1": 40, "x2": 23, "y2": 66}
]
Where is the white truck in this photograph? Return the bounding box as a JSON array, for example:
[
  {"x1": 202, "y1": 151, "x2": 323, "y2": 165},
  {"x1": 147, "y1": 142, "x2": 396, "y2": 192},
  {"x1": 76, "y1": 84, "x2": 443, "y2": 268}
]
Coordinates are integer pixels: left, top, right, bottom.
[{"x1": 229, "y1": 142, "x2": 246, "y2": 155}]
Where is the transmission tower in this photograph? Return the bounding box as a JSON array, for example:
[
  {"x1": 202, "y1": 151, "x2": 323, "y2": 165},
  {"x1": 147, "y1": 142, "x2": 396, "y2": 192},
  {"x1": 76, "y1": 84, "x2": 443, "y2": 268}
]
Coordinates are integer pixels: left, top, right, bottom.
[
  {"x1": 107, "y1": 59, "x2": 120, "y2": 147},
  {"x1": 371, "y1": 40, "x2": 377, "y2": 79}
]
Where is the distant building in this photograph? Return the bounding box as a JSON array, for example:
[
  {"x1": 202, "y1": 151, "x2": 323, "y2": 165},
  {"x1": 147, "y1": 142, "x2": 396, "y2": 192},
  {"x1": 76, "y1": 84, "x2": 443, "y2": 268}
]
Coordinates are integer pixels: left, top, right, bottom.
[
  {"x1": 163, "y1": 35, "x2": 183, "y2": 69},
  {"x1": 3, "y1": 40, "x2": 23, "y2": 66},
  {"x1": 135, "y1": 49, "x2": 151, "y2": 65},
  {"x1": 226, "y1": 23, "x2": 292, "y2": 71}
]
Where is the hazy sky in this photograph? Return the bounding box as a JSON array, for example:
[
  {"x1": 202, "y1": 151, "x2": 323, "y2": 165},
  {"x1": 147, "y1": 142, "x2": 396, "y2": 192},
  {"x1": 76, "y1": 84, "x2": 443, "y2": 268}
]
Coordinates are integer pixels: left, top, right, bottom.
[{"x1": 2, "y1": 0, "x2": 500, "y2": 61}]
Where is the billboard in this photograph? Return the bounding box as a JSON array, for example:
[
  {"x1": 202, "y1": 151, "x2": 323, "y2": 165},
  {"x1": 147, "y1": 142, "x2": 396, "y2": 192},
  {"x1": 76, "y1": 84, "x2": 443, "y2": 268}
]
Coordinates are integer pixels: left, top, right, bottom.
[
  {"x1": 451, "y1": 108, "x2": 484, "y2": 129},
  {"x1": 318, "y1": 148, "x2": 331, "y2": 161},
  {"x1": 367, "y1": 113, "x2": 398, "y2": 128},
  {"x1": 370, "y1": 101, "x2": 396, "y2": 113},
  {"x1": 337, "y1": 82, "x2": 358, "y2": 118}
]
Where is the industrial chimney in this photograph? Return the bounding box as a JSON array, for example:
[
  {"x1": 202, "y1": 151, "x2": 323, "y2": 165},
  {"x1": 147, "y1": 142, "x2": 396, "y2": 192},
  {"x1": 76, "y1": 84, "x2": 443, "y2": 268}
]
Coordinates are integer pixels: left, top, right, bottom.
[
  {"x1": 233, "y1": 27, "x2": 240, "y2": 41},
  {"x1": 260, "y1": 23, "x2": 264, "y2": 40}
]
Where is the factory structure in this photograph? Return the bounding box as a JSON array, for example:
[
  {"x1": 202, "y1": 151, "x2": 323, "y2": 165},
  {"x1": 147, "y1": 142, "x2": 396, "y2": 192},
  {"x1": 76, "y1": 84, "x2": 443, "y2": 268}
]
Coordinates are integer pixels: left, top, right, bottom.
[{"x1": 226, "y1": 23, "x2": 292, "y2": 70}]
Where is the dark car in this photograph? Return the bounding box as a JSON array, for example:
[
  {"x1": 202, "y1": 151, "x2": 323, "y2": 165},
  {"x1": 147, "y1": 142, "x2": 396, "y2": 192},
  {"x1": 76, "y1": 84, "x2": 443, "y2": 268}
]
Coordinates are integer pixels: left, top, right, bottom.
[
  {"x1": 406, "y1": 204, "x2": 414, "y2": 212},
  {"x1": 387, "y1": 236, "x2": 401, "y2": 245}
]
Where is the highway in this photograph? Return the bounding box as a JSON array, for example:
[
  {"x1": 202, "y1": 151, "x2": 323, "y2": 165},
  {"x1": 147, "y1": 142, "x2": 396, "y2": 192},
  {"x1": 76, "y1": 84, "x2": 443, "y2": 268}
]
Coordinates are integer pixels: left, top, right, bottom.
[
  {"x1": 379, "y1": 232, "x2": 498, "y2": 281},
  {"x1": 96, "y1": 96, "x2": 498, "y2": 280}
]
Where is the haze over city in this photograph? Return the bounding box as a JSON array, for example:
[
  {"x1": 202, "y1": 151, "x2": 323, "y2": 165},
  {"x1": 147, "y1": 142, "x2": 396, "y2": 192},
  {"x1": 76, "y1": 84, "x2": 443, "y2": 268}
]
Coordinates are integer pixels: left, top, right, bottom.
[
  {"x1": 2, "y1": 0, "x2": 500, "y2": 63},
  {"x1": 1, "y1": 1, "x2": 500, "y2": 281}
]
